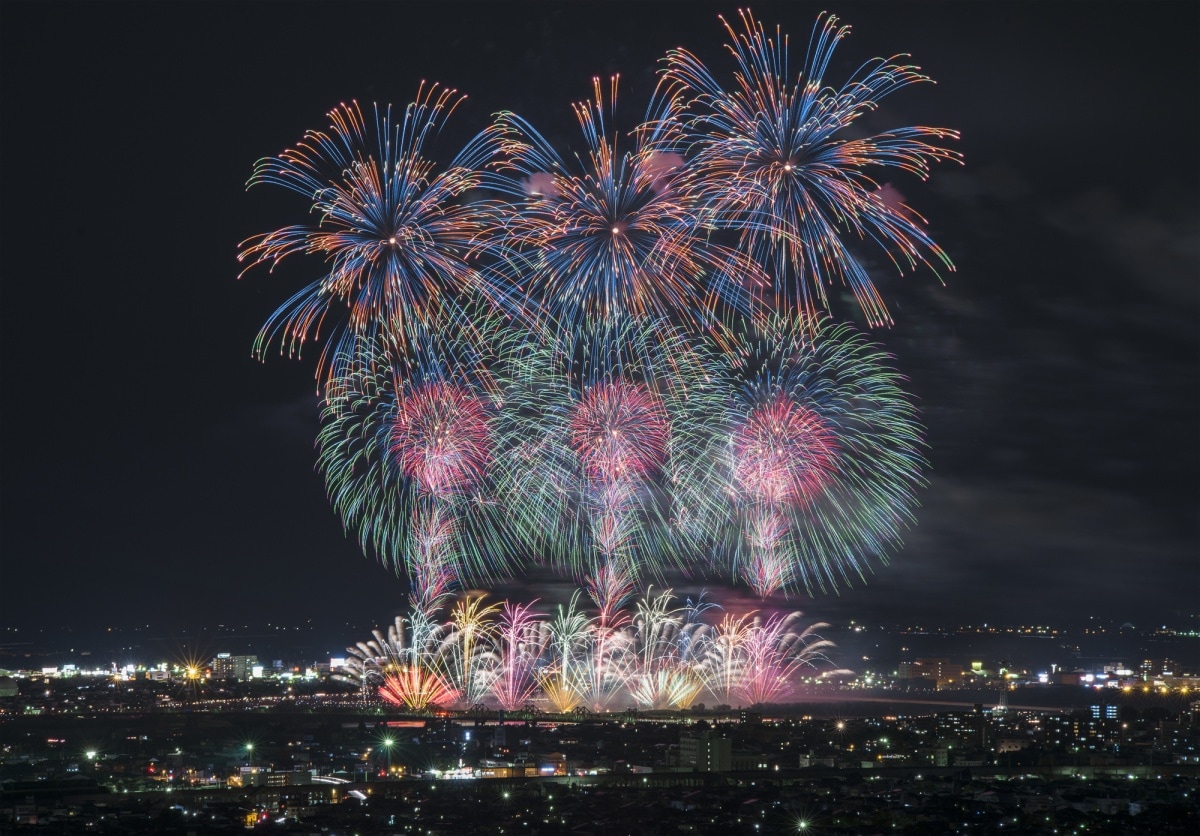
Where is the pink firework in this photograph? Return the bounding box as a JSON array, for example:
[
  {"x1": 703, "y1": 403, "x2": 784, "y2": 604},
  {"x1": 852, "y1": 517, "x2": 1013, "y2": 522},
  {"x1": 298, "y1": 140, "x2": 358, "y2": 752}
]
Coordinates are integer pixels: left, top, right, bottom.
[
  {"x1": 732, "y1": 393, "x2": 838, "y2": 507},
  {"x1": 585, "y1": 562, "x2": 637, "y2": 626},
  {"x1": 743, "y1": 508, "x2": 794, "y2": 598},
  {"x1": 735, "y1": 613, "x2": 832, "y2": 706},
  {"x1": 409, "y1": 505, "x2": 458, "y2": 611},
  {"x1": 388, "y1": 381, "x2": 493, "y2": 499},
  {"x1": 699, "y1": 611, "x2": 832, "y2": 707},
  {"x1": 489, "y1": 601, "x2": 550, "y2": 711},
  {"x1": 568, "y1": 381, "x2": 669, "y2": 484}
]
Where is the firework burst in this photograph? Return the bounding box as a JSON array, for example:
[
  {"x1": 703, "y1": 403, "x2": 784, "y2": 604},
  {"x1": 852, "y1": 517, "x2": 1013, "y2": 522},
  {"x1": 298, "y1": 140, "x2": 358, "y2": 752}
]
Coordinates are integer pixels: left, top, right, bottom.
[
  {"x1": 318, "y1": 321, "x2": 509, "y2": 603},
  {"x1": 341, "y1": 613, "x2": 458, "y2": 711},
  {"x1": 388, "y1": 380, "x2": 494, "y2": 500},
  {"x1": 443, "y1": 594, "x2": 502, "y2": 706},
  {"x1": 489, "y1": 600, "x2": 551, "y2": 711},
  {"x1": 696, "y1": 611, "x2": 832, "y2": 707},
  {"x1": 238, "y1": 90, "x2": 515, "y2": 384},
  {"x1": 494, "y1": 319, "x2": 727, "y2": 613},
  {"x1": 568, "y1": 379, "x2": 670, "y2": 484},
  {"x1": 732, "y1": 394, "x2": 840, "y2": 507},
  {"x1": 624, "y1": 589, "x2": 708, "y2": 709},
  {"x1": 488, "y1": 75, "x2": 765, "y2": 356},
  {"x1": 718, "y1": 314, "x2": 926, "y2": 596},
  {"x1": 536, "y1": 592, "x2": 594, "y2": 713},
  {"x1": 659, "y1": 10, "x2": 961, "y2": 326}
]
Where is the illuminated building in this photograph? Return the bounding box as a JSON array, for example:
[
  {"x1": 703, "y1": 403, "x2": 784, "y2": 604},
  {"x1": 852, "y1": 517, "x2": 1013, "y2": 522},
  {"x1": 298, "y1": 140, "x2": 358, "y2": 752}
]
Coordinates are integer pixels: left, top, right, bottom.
[
  {"x1": 898, "y1": 658, "x2": 963, "y2": 688},
  {"x1": 679, "y1": 731, "x2": 731, "y2": 772},
  {"x1": 212, "y1": 653, "x2": 259, "y2": 681}
]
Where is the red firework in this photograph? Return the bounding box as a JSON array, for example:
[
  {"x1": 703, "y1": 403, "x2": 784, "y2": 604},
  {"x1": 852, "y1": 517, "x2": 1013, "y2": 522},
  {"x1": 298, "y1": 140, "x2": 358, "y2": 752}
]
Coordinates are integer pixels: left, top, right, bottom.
[
  {"x1": 389, "y1": 381, "x2": 493, "y2": 498},
  {"x1": 378, "y1": 667, "x2": 458, "y2": 712},
  {"x1": 732, "y1": 393, "x2": 838, "y2": 507},
  {"x1": 568, "y1": 381, "x2": 669, "y2": 483}
]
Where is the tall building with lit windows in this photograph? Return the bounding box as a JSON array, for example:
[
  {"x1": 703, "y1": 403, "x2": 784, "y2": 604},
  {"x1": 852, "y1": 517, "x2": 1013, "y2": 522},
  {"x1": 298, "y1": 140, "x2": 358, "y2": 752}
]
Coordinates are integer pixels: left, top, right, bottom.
[
  {"x1": 679, "y1": 731, "x2": 731, "y2": 772},
  {"x1": 212, "y1": 653, "x2": 258, "y2": 681}
]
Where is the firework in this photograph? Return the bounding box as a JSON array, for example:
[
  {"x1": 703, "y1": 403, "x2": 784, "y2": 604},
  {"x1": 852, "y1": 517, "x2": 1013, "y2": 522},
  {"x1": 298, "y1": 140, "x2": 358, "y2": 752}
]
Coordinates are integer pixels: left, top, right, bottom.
[
  {"x1": 732, "y1": 394, "x2": 839, "y2": 507},
  {"x1": 575, "y1": 615, "x2": 637, "y2": 712},
  {"x1": 489, "y1": 600, "x2": 551, "y2": 711},
  {"x1": 579, "y1": 560, "x2": 635, "y2": 626},
  {"x1": 317, "y1": 322, "x2": 509, "y2": 604},
  {"x1": 530, "y1": 591, "x2": 633, "y2": 713},
  {"x1": 494, "y1": 319, "x2": 727, "y2": 614},
  {"x1": 536, "y1": 592, "x2": 593, "y2": 713},
  {"x1": 658, "y1": 10, "x2": 961, "y2": 326},
  {"x1": 389, "y1": 380, "x2": 493, "y2": 499},
  {"x1": 407, "y1": 504, "x2": 460, "y2": 613},
  {"x1": 624, "y1": 589, "x2": 707, "y2": 709},
  {"x1": 341, "y1": 613, "x2": 458, "y2": 711},
  {"x1": 568, "y1": 379, "x2": 670, "y2": 484},
  {"x1": 730, "y1": 392, "x2": 840, "y2": 597},
  {"x1": 697, "y1": 611, "x2": 833, "y2": 708},
  {"x1": 718, "y1": 314, "x2": 927, "y2": 597},
  {"x1": 569, "y1": 379, "x2": 669, "y2": 616},
  {"x1": 238, "y1": 90, "x2": 515, "y2": 384},
  {"x1": 378, "y1": 664, "x2": 458, "y2": 713},
  {"x1": 488, "y1": 75, "x2": 765, "y2": 355},
  {"x1": 532, "y1": 590, "x2": 688, "y2": 713},
  {"x1": 244, "y1": 13, "x2": 954, "y2": 673},
  {"x1": 443, "y1": 594, "x2": 502, "y2": 707},
  {"x1": 344, "y1": 590, "x2": 834, "y2": 712}
]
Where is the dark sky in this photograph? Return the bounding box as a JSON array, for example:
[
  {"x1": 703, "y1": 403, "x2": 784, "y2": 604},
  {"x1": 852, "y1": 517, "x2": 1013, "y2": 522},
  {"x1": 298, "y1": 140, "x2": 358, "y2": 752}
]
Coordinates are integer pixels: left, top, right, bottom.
[{"x1": 2, "y1": 1, "x2": 1197, "y2": 638}]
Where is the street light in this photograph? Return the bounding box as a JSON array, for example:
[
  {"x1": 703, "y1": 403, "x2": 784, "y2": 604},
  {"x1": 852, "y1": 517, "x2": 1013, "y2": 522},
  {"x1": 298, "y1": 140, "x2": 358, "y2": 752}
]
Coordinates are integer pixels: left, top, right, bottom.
[
  {"x1": 382, "y1": 737, "x2": 394, "y2": 776},
  {"x1": 245, "y1": 743, "x2": 254, "y2": 767}
]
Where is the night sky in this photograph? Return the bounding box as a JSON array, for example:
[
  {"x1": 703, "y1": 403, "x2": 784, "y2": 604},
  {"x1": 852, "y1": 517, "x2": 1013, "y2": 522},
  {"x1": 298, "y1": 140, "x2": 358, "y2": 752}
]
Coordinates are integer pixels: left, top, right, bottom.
[{"x1": 2, "y1": 2, "x2": 1196, "y2": 639}]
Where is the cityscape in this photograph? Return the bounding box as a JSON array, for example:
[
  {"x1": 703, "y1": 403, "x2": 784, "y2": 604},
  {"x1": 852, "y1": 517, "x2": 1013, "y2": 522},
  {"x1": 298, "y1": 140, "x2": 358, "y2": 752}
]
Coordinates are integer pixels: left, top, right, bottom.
[
  {"x1": 2, "y1": 618, "x2": 1198, "y2": 832},
  {"x1": 2, "y1": 1, "x2": 1198, "y2": 834}
]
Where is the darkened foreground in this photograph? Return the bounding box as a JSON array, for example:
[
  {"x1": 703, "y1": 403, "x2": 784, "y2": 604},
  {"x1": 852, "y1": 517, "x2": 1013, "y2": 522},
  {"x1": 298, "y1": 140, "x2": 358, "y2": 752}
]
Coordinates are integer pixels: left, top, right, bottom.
[
  {"x1": 2, "y1": 767, "x2": 1198, "y2": 834},
  {"x1": 3, "y1": 691, "x2": 1199, "y2": 833}
]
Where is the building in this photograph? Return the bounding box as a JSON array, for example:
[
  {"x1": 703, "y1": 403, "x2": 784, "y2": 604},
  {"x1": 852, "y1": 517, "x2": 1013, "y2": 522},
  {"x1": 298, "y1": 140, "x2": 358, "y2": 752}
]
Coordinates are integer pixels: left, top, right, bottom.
[
  {"x1": 212, "y1": 654, "x2": 258, "y2": 681},
  {"x1": 899, "y1": 658, "x2": 964, "y2": 688},
  {"x1": 679, "y1": 731, "x2": 731, "y2": 773}
]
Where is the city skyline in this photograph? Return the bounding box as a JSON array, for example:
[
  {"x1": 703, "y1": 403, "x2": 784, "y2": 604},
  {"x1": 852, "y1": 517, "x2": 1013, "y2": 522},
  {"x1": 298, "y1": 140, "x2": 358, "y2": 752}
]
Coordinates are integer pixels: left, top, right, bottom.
[{"x1": 1, "y1": 2, "x2": 1197, "y2": 636}]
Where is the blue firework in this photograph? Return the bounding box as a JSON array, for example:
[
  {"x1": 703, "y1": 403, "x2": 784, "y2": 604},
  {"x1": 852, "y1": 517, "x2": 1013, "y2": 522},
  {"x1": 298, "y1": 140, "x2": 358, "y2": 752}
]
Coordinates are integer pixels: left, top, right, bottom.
[
  {"x1": 239, "y1": 88, "x2": 514, "y2": 384},
  {"x1": 660, "y1": 10, "x2": 961, "y2": 326}
]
